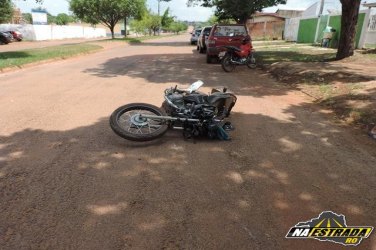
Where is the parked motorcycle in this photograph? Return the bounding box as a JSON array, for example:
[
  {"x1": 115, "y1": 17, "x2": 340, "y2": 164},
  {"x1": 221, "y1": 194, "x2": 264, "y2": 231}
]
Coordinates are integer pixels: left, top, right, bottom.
[
  {"x1": 218, "y1": 36, "x2": 257, "y2": 72},
  {"x1": 110, "y1": 81, "x2": 237, "y2": 142}
]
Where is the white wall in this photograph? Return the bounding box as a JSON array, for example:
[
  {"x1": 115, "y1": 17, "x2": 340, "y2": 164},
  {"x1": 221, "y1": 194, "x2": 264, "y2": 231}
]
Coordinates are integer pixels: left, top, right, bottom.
[
  {"x1": 366, "y1": 31, "x2": 376, "y2": 45},
  {"x1": 284, "y1": 18, "x2": 300, "y2": 41},
  {"x1": 0, "y1": 24, "x2": 106, "y2": 41},
  {"x1": 365, "y1": 15, "x2": 376, "y2": 45}
]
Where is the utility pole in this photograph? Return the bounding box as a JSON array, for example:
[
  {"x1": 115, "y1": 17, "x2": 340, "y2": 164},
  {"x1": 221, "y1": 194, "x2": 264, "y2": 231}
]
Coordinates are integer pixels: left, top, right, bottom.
[
  {"x1": 158, "y1": 0, "x2": 161, "y2": 35},
  {"x1": 314, "y1": 0, "x2": 325, "y2": 43},
  {"x1": 319, "y1": 0, "x2": 325, "y2": 16}
]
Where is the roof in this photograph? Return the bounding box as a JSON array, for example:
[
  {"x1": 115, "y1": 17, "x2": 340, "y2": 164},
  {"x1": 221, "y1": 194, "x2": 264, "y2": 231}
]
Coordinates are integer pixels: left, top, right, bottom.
[
  {"x1": 276, "y1": 8, "x2": 305, "y2": 12},
  {"x1": 363, "y1": 2, "x2": 376, "y2": 8},
  {"x1": 253, "y1": 12, "x2": 285, "y2": 19}
]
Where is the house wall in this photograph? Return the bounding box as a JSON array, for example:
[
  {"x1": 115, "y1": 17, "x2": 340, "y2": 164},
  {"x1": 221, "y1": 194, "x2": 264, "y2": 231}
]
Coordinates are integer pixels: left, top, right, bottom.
[
  {"x1": 297, "y1": 18, "x2": 318, "y2": 43},
  {"x1": 284, "y1": 18, "x2": 300, "y2": 41},
  {"x1": 75, "y1": 22, "x2": 122, "y2": 36},
  {"x1": 250, "y1": 16, "x2": 283, "y2": 23},
  {"x1": 277, "y1": 10, "x2": 303, "y2": 18},
  {"x1": 365, "y1": 15, "x2": 376, "y2": 46},
  {"x1": 328, "y1": 13, "x2": 365, "y2": 48},
  {"x1": 294, "y1": 12, "x2": 366, "y2": 47},
  {"x1": 247, "y1": 16, "x2": 285, "y2": 40},
  {"x1": 247, "y1": 21, "x2": 284, "y2": 40}
]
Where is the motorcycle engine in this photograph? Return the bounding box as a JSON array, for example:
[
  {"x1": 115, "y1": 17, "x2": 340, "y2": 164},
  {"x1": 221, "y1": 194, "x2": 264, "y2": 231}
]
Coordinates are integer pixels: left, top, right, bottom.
[{"x1": 169, "y1": 93, "x2": 184, "y2": 108}]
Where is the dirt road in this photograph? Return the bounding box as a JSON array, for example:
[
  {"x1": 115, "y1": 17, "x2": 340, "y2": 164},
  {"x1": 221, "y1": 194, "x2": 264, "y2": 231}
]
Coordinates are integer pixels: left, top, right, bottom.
[{"x1": 0, "y1": 35, "x2": 375, "y2": 250}]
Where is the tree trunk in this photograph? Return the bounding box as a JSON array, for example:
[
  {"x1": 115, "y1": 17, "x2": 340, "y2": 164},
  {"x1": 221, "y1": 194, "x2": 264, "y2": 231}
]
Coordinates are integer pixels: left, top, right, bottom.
[
  {"x1": 110, "y1": 26, "x2": 115, "y2": 39},
  {"x1": 124, "y1": 17, "x2": 127, "y2": 37},
  {"x1": 336, "y1": 0, "x2": 361, "y2": 60}
]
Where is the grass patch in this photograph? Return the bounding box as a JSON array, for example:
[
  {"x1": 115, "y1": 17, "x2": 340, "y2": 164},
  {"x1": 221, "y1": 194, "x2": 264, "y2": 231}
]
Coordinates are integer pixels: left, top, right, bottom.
[
  {"x1": 319, "y1": 84, "x2": 333, "y2": 98},
  {"x1": 0, "y1": 44, "x2": 102, "y2": 69},
  {"x1": 255, "y1": 45, "x2": 337, "y2": 64}
]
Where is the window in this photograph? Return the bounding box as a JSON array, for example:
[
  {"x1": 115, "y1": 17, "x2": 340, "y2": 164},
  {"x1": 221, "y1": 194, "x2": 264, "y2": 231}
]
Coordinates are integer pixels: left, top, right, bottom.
[{"x1": 214, "y1": 26, "x2": 247, "y2": 37}]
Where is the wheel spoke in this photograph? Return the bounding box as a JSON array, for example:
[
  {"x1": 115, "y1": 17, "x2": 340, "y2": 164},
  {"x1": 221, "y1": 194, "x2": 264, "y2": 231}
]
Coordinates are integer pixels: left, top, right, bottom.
[{"x1": 118, "y1": 108, "x2": 165, "y2": 136}]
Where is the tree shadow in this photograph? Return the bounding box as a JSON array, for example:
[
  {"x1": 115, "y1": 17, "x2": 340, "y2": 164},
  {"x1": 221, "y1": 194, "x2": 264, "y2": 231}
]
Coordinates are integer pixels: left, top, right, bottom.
[
  {"x1": 0, "y1": 108, "x2": 375, "y2": 249},
  {"x1": 130, "y1": 41, "x2": 191, "y2": 47},
  {"x1": 317, "y1": 87, "x2": 376, "y2": 125},
  {"x1": 0, "y1": 51, "x2": 31, "y2": 60},
  {"x1": 264, "y1": 61, "x2": 375, "y2": 85},
  {"x1": 83, "y1": 53, "x2": 296, "y2": 98},
  {"x1": 257, "y1": 50, "x2": 337, "y2": 64}
]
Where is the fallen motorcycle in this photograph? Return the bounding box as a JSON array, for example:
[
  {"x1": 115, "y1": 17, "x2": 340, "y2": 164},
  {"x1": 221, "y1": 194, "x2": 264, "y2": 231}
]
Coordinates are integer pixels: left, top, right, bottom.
[
  {"x1": 218, "y1": 35, "x2": 257, "y2": 72},
  {"x1": 110, "y1": 81, "x2": 237, "y2": 142}
]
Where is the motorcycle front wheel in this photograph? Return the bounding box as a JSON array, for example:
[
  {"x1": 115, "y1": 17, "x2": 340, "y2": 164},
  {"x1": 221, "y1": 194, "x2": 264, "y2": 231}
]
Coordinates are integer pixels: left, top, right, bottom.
[
  {"x1": 110, "y1": 103, "x2": 168, "y2": 141},
  {"x1": 221, "y1": 55, "x2": 236, "y2": 72},
  {"x1": 247, "y1": 55, "x2": 257, "y2": 69}
]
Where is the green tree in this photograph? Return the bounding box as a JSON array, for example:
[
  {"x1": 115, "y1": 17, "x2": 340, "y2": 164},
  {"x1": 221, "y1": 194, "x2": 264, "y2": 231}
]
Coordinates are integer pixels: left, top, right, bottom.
[
  {"x1": 70, "y1": 0, "x2": 146, "y2": 39},
  {"x1": 145, "y1": 13, "x2": 161, "y2": 36},
  {"x1": 22, "y1": 13, "x2": 33, "y2": 24},
  {"x1": 55, "y1": 13, "x2": 72, "y2": 25},
  {"x1": 130, "y1": 19, "x2": 147, "y2": 36},
  {"x1": 206, "y1": 14, "x2": 234, "y2": 25},
  {"x1": 157, "y1": 0, "x2": 171, "y2": 35},
  {"x1": 161, "y1": 7, "x2": 174, "y2": 29},
  {"x1": 188, "y1": 0, "x2": 286, "y2": 24},
  {"x1": 169, "y1": 21, "x2": 187, "y2": 34},
  {"x1": 47, "y1": 13, "x2": 55, "y2": 24},
  {"x1": 0, "y1": 0, "x2": 13, "y2": 24}
]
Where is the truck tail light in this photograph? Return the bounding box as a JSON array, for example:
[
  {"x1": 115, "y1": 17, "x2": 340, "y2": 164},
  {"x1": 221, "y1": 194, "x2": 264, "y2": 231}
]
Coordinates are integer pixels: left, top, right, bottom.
[{"x1": 208, "y1": 39, "x2": 216, "y2": 47}]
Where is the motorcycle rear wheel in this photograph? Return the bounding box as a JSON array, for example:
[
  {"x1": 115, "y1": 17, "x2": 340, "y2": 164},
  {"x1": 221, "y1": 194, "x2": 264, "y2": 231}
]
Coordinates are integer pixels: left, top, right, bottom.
[
  {"x1": 110, "y1": 103, "x2": 168, "y2": 141},
  {"x1": 221, "y1": 55, "x2": 236, "y2": 72},
  {"x1": 247, "y1": 56, "x2": 257, "y2": 69}
]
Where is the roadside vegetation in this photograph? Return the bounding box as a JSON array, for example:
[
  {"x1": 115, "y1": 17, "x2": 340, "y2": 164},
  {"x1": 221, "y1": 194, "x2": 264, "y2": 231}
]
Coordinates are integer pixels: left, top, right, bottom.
[
  {"x1": 255, "y1": 41, "x2": 376, "y2": 128},
  {"x1": 130, "y1": 8, "x2": 188, "y2": 36},
  {"x1": 0, "y1": 44, "x2": 102, "y2": 70},
  {"x1": 102, "y1": 34, "x2": 179, "y2": 43}
]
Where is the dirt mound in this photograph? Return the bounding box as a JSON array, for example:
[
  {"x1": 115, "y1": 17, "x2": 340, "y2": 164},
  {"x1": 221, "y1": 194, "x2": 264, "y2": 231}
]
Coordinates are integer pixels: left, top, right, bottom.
[
  {"x1": 264, "y1": 61, "x2": 374, "y2": 85},
  {"x1": 264, "y1": 61, "x2": 376, "y2": 130}
]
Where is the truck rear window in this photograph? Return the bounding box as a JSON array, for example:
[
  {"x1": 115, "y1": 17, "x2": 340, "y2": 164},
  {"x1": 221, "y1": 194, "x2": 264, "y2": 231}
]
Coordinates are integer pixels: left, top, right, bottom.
[{"x1": 213, "y1": 26, "x2": 247, "y2": 37}]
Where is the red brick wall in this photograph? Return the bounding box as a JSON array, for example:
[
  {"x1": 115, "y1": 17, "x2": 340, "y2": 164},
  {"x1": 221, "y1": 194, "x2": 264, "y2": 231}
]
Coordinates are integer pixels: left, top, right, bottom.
[{"x1": 247, "y1": 21, "x2": 285, "y2": 40}]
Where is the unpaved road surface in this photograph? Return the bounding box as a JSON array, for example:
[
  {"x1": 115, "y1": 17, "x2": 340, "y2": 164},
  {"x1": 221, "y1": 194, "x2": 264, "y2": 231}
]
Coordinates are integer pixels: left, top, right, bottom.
[{"x1": 0, "y1": 35, "x2": 375, "y2": 249}]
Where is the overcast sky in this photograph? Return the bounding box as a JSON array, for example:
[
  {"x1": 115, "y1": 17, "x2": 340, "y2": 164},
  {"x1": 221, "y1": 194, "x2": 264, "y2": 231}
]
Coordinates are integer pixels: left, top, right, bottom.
[{"x1": 13, "y1": 0, "x2": 351, "y2": 22}]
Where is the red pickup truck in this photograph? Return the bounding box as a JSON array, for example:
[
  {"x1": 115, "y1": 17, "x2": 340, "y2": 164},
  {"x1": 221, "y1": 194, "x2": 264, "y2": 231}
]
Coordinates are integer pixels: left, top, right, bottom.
[{"x1": 206, "y1": 24, "x2": 251, "y2": 63}]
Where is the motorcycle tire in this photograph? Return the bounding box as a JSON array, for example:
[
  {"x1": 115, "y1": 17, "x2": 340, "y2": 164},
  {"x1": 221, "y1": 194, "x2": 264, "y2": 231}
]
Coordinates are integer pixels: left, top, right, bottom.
[
  {"x1": 221, "y1": 55, "x2": 236, "y2": 72},
  {"x1": 110, "y1": 103, "x2": 168, "y2": 142},
  {"x1": 247, "y1": 56, "x2": 257, "y2": 69}
]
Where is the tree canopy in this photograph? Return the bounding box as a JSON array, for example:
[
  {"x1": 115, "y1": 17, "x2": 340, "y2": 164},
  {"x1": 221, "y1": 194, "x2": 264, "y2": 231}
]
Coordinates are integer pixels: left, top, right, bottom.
[
  {"x1": 70, "y1": 0, "x2": 146, "y2": 38},
  {"x1": 0, "y1": 0, "x2": 14, "y2": 24},
  {"x1": 130, "y1": 8, "x2": 187, "y2": 36},
  {"x1": 189, "y1": 0, "x2": 286, "y2": 23},
  {"x1": 55, "y1": 13, "x2": 75, "y2": 25},
  {"x1": 161, "y1": 8, "x2": 174, "y2": 29}
]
